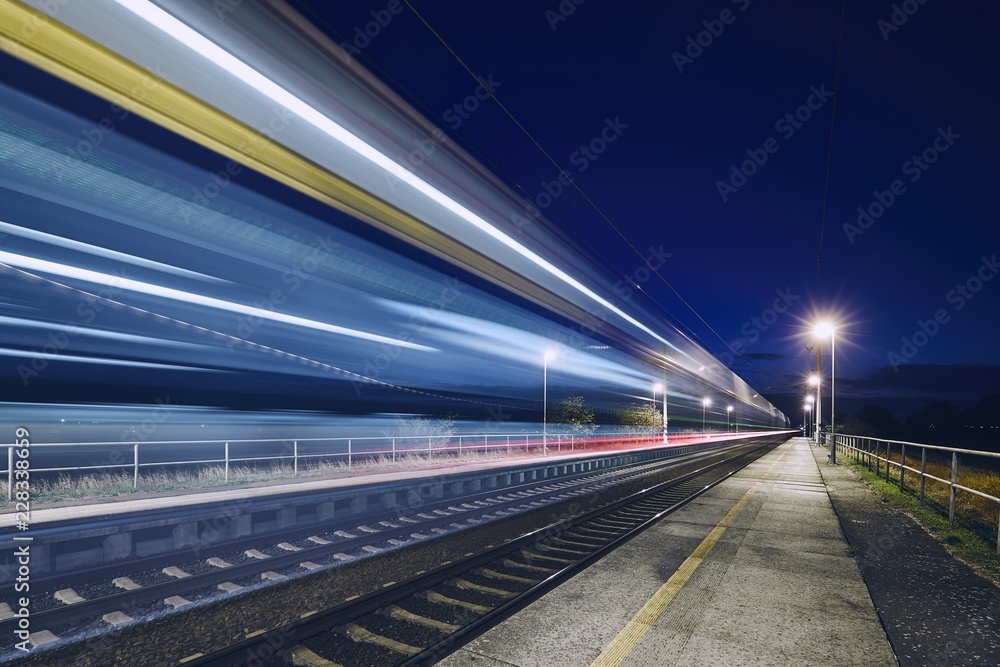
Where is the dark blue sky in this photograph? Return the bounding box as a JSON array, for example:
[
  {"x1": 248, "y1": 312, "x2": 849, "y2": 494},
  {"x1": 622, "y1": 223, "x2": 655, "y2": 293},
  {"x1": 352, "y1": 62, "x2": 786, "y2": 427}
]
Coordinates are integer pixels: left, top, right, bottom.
[{"x1": 302, "y1": 0, "x2": 1000, "y2": 418}]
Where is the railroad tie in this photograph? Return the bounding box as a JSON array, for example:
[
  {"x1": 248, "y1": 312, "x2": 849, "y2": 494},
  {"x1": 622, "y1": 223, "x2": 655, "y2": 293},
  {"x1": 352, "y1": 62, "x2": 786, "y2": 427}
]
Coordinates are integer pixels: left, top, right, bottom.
[
  {"x1": 500, "y1": 558, "x2": 556, "y2": 574},
  {"x1": 290, "y1": 646, "x2": 344, "y2": 666},
  {"x1": 423, "y1": 590, "x2": 491, "y2": 614},
  {"x1": 453, "y1": 578, "x2": 516, "y2": 598},
  {"x1": 387, "y1": 605, "x2": 460, "y2": 632},
  {"x1": 479, "y1": 568, "x2": 537, "y2": 585},
  {"x1": 345, "y1": 623, "x2": 421, "y2": 655}
]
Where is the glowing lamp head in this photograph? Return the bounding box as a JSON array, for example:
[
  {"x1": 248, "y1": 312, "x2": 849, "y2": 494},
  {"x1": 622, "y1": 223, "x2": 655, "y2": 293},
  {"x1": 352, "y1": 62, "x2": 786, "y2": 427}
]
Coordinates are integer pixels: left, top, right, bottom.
[
  {"x1": 653, "y1": 382, "x2": 663, "y2": 393},
  {"x1": 702, "y1": 397, "x2": 711, "y2": 407},
  {"x1": 813, "y1": 321, "x2": 835, "y2": 339},
  {"x1": 808, "y1": 374, "x2": 820, "y2": 386},
  {"x1": 727, "y1": 405, "x2": 733, "y2": 412},
  {"x1": 544, "y1": 348, "x2": 558, "y2": 363}
]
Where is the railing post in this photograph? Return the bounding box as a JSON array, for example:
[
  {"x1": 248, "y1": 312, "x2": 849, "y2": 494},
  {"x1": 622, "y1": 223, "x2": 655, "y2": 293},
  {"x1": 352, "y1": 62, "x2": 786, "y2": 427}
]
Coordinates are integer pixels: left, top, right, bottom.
[
  {"x1": 885, "y1": 441, "x2": 891, "y2": 482},
  {"x1": 225, "y1": 442, "x2": 230, "y2": 482},
  {"x1": 919, "y1": 447, "x2": 927, "y2": 504},
  {"x1": 459, "y1": 435, "x2": 463, "y2": 454},
  {"x1": 133, "y1": 443, "x2": 139, "y2": 489},
  {"x1": 996, "y1": 509, "x2": 1000, "y2": 556},
  {"x1": 392, "y1": 438, "x2": 396, "y2": 462},
  {"x1": 899, "y1": 444, "x2": 906, "y2": 492},
  {"x1": 293, "y1": 440, "x2": 298, "y2": 478},
  {"x1": 348, "y1": 439, "x2": 352, "y2": 469},
  {"x1": 949, "y1": 451, "x2": 958, "y2": 524},
  {"x1": 484, "y1": 435, "x2": 488, "y2": 454},
  {"x1": 7, "y1": 446, "x2": 13, "y2": 502}
]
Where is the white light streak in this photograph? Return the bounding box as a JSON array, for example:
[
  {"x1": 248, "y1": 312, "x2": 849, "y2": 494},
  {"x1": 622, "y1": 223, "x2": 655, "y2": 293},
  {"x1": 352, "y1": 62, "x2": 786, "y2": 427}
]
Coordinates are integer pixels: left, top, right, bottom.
[
  {"x1": 0, "y1": 250, "x2": 432, "y2": 351},
  {"x1": 113, "y1": 0, "x2": 677, "y2": 352}
]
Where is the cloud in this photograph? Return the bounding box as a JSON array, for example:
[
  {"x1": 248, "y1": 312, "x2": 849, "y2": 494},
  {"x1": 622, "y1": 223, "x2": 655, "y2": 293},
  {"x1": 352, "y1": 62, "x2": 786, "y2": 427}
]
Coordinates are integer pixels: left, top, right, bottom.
[{"x1": 840, "y1": 364, "x2": 1000, "y2": 399}]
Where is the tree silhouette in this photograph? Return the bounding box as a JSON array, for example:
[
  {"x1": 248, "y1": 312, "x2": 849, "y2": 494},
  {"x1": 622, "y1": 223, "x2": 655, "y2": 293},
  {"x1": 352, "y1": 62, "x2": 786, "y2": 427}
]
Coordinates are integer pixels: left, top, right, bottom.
[{"x1": 551, "y1": 396, "x2": 597, "y2": 435}]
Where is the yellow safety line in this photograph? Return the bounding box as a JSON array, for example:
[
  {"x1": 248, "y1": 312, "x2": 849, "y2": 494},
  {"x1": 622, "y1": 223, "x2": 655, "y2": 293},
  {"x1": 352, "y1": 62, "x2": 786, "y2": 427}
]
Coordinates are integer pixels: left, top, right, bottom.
[{"x1": 589, "y1": 446, "x2": 791, "y2": 667}]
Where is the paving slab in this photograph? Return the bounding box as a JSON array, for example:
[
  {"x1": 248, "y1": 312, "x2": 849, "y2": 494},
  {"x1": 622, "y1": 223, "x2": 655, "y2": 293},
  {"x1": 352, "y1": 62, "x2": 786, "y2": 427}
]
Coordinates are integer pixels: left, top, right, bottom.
[{"x1": 440, "y1": 438, "x2": 897, "y2": 667}]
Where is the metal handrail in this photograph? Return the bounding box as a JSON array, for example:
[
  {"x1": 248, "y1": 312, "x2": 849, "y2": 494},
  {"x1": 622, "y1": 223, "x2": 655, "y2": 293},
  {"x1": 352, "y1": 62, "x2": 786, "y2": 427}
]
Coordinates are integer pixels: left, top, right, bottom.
[
  {"x1": 3, "y1": 430, "x2": 759, "y2": 500},
  {"x1": 829, "y1": 433, "x2": 1000, "y2": 554}
]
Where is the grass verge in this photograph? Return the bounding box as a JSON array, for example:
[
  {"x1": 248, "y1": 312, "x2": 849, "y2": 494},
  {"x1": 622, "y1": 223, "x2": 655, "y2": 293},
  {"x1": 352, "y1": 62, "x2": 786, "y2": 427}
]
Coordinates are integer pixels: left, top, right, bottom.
[
  {"x1": 0, "y1": 449, "x2": 535, "y2": 507},
  {"x1": 839, "y1": 450, "x2": 1000, "y2": 585}
]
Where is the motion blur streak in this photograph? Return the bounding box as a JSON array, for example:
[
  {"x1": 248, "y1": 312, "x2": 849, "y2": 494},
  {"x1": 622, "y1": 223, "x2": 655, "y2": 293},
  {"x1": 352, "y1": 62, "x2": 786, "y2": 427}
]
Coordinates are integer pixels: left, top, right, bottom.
[
  {"x1": 0, "y1": 0, "x2": 790, "y2": 431},
  {"x1": 0, "y1": 249, "x2": 434, "y2": 350},
  {"x1": 110, "y1": 0, "x2": 674, "y2": 350}
]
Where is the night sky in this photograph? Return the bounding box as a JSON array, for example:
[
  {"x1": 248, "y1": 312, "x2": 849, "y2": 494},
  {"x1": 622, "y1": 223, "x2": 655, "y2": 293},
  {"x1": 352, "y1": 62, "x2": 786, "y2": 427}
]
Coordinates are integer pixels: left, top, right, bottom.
[
  {"x1": 298, "y1": 0, "x2": 1000, "y2": 419},
  {"x1": 2, "y1": 0, "x2": 998, "y2": 428}
]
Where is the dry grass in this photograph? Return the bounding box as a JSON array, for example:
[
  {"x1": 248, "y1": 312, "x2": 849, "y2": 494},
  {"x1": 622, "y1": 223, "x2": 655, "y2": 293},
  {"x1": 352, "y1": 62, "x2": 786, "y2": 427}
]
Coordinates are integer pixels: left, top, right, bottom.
[
  {"x1": 844, "y1": 444, "x2": 1000, "y2": 541},
  {"x1": 0, "y1": 447, "x2": 539, "y2": 506}
]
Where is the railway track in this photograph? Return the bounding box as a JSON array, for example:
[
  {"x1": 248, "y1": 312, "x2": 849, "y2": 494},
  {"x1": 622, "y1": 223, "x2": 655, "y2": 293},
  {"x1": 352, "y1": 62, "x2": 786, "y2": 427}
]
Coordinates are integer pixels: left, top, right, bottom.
[
  {"x1": 182, "y1": 440, "x2": 779, "y2": 666},
  {"x1": 1, "y1": 441, "x2": 749, "y2": 656}
]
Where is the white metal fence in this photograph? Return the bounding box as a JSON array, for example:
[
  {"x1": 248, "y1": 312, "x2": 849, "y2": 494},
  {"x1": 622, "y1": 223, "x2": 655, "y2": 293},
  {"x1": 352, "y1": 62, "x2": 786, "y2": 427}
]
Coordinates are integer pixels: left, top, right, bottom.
[{"x1": 4, "y1": 430, "x2": 735, "y2": 500}]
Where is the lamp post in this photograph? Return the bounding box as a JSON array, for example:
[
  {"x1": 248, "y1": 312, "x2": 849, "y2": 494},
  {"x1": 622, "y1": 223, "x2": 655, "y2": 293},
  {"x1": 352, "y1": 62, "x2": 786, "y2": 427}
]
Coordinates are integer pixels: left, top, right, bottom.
[
  {"x1": 543, "y1": 348, "x2": 557, "y2": 455},
  {"x1": 653, "y1": 382, "x2": 664, "y2": 441},
  {"x1": 661, "y1": 347, "x2": 669, "y2": 444},
  {"x1": 727, "y1": 405, "x2": 733, "y2": 432},
  {"x1": 808, "y1": 374, "x2": 820, "y2": 445},
  {"x1": 702, "y1": 397, "x2": 711, "y2": 432},
  {"x1": 804, "y1": 395, "x2": 814, "y2": 438},
  {"x1": 813, "y1": 322, "x2": 837, "y2": 463}
]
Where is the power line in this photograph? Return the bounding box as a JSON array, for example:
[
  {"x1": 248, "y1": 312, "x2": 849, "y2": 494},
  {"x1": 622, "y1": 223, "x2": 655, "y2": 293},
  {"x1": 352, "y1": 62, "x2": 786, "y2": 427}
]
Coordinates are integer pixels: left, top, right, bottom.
[
  {"x1": 287, "y1": 0, "x2": 735, "y2": 364},
  {"x1": 816, "y1": 0, "x2": 848, "y2": 292},
  {"x1": 398, "y1": 0, "x2": 766, "y2": 375}
]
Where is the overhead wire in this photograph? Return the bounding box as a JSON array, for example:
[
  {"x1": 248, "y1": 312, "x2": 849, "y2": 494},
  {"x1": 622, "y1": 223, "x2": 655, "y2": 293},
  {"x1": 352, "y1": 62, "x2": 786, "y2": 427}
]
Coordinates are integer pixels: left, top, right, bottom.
[
  {"x1": 284, "y1": 0, "x2": 729, "y2": 364},
  {"x1": 397, "y1": 0, "x2": 763, "y2": 374},
  {"x1": 815, "y1": 0, "x2": 848, "y2": 293}
]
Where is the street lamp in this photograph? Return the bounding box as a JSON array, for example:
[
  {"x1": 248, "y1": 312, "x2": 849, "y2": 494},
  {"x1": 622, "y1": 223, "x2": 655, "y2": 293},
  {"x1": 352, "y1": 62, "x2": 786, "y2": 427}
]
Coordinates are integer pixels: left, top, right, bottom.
[
  {"x1": 727, "y1": 405, "x2": 733, "y2": 432},
  {"x1": 804, "y1": 395, "x2": 814, "y2": 438},
  {"x1": 808, "y1": 373, "x2": 820, "y2": 445},
  {"x1": 813, "y1": 322, "x2": 837, "y2": 463},
  {"x1": 702, "y1": 397, "x2": 711, "y2": 432},
  {"x1": 543, "y1": 348, "x2": 558, "y2": 455},
  {"x1": 652, "y1": 382, "x2": 663, "y2": 439}
]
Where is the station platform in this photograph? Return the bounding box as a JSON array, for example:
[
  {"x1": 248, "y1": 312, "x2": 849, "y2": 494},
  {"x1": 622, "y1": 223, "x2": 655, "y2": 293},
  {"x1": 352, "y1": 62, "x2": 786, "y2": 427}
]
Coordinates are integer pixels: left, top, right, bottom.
[{"x1": 440, "y1": 437, "x2": 898, "y2": 667}]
